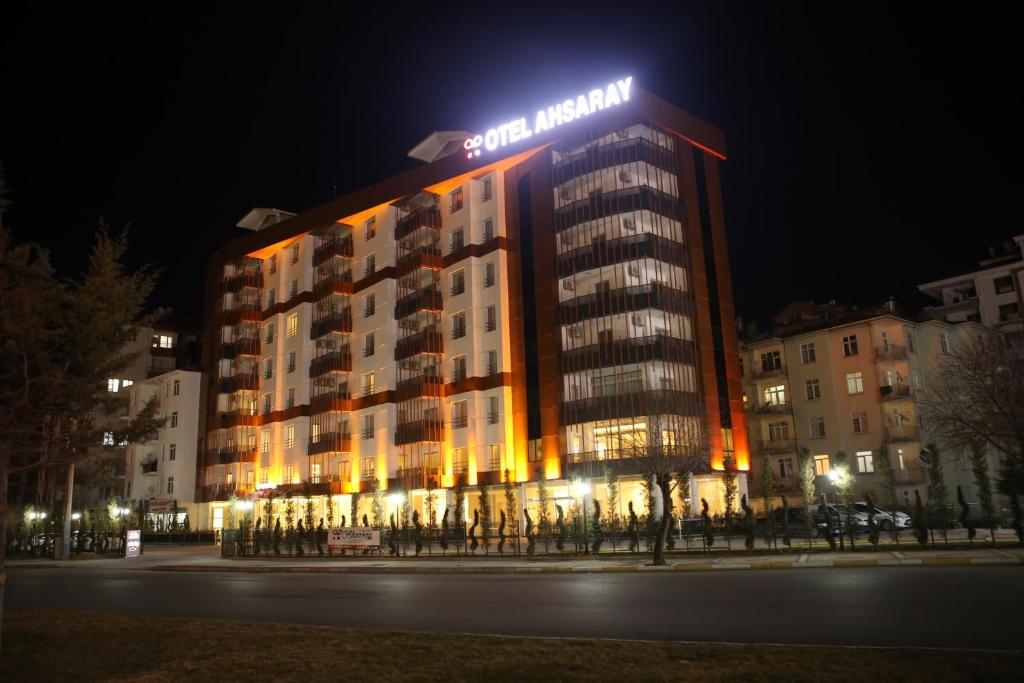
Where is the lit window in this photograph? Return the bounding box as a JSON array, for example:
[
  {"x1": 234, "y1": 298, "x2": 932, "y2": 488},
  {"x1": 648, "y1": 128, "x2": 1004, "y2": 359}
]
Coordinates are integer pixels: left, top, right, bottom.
[
  {"x1": 107, "y1": 378, "x2": 120, "y2": 392},
  {"x1": 488, "y1": 444, "x2": 501, "y2": 470},
  {"x1": 452, "y1": 401, "x2": 468, "y2": 428},
  {"x1": 846, "y1": 372, "x2": 864, "y2": 395},
  {"x1": 311, "y1": 463, "x2": 322, "y2": 484},
  {"x1": 453, "y1": 447, "x2": 467, "y2": 473},
  {"x1": 450, "y1": 187, "x2": 464, "y2": 213},
  {"x1": 285, "y1": 463, "x2": 296, "y2": 483},
  {"x1": 340, "y1": 461, "x2": 352, "y2": 479},
  {"x1": 364, "y1": 216, "x2": 376, "y2": 241},
  {"x1": 102, "y1": 432, "x2": 115, "y2": 446},
  {"x1": 246, "y1": 470, "x2": 254, "y2": 485},
  {"x1": 800, "y1": 342, "x2": 816, "y2": 364},
  {"x1": 261, "y1": 429, "x2": 271, "y2": 454},
  {"x1": 285, "y1": 424, "x2": 296, "y2": 449},
  {"x1": 226, "y1": 472, "x2": 234, "y2": 485},
  {"x1": 361, "y1": 457, "x2": 375, "y2": 480},
  {"x1": 842, "y1": 334, "x2": 858, "y2": 357},
  {"x1": 763, "y1": 384, "x2": 786, "y2": 406},
  {"x1": 290, "y1": 244, "x2": 300, "y2": 264},
  {"x1": 260, "y1": 467, "x2": 270, "y2": 484},
  {"x1": 805, "y1": 378, "x2": 821, "y2": 400},
  {"x1": 856, "y1": 451, "x2": 874, "y2": 473},
  {"x1": 813, "y1": 454, "x2": 830, "y2": 476},
  {"x1": 152, "y1": 334, "x2": 174, "y2": 349},
  {"x1": 287, "y1": 313, "x2": 298, "y2": 337},
  {"x1": 362, "y1": 372, "x2": 376, "y2": 396}
]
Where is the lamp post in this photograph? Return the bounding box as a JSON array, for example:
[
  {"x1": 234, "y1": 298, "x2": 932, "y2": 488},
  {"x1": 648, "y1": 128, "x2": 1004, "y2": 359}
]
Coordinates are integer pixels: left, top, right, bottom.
[{"x1": 572, "y1": 480, "x2": 591, "y2": 555}]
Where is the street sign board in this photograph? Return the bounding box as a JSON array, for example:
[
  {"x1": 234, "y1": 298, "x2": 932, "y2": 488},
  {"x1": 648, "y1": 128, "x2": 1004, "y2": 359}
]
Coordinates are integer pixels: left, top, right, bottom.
[
  {"x1": 327, "y1": 527, "x2": 379, "y2": 549},
  {"x1": 148, "y1": 499, "x2": 174, "y2": 513},
  {"x1": 126, "y1": 529, "x2": 141, "y2": 558}
]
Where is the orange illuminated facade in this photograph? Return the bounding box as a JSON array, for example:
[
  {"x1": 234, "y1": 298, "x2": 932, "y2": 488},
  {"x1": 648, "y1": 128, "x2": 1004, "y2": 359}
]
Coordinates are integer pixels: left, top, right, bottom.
[{"x1": 199, "y1": 84, "x2": 748, "y2": 524}]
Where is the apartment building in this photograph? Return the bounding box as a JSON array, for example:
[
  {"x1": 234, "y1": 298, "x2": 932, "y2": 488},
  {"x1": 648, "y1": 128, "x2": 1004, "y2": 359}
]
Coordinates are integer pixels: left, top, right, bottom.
[
  {"x1": 123, "y1": 370, "x2": 205, "y2": 528},
  {"x1": 741, "y1": 302, "x2": 989, "y2": 510},
  {"x1": 201, "y1": 78, "x2": 748, "y2": 530},
  {"x1": 918, "y1": 234, "x2": 1024, "y2": 332}
]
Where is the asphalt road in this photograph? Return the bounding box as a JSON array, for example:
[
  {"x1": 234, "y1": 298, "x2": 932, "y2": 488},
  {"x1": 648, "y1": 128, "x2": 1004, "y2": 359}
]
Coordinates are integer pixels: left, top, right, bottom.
[{"x1": 7, "y1": 564, "x2": 1023, "y2": 649}]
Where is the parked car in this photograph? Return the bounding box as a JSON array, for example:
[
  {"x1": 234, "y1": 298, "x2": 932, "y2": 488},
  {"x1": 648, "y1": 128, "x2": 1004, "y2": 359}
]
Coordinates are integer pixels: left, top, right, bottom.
[
  {"x1": 852, "y1": 501, "x2": 912, "y2": 531},
  {"x1": 764, "y1": 507, "x2": 828, "y2": 537}
]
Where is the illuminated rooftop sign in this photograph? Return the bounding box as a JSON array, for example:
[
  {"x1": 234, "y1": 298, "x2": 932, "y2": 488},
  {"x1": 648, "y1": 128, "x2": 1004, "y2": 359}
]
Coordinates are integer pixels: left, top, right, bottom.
[{"x1": 464, "y1": 77, "x2": 633, "y2": 158}]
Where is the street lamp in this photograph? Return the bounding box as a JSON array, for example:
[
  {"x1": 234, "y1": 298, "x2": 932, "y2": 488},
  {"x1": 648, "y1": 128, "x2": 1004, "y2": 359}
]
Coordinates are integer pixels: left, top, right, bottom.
[
  {"x1": 71, "y1": 512, "x2": 81, "y2": 520},
  {"x1": 571, "y1": 480, "x2": 591, "y2": 555}
]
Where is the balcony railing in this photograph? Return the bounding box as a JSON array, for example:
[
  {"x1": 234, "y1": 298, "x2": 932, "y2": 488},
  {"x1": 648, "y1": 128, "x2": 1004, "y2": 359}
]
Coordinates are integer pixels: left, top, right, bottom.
[
  {"x1": 759, "y1": 438, "x2": 797, "y2": 454},
  {"x1": 217, "y1": 372, "x2": 258, "y2": 394},
  {"x1": 875, "y1": 345, "x2": 908, "y2": 361},
  {"x1": 309, "y1": 350, "x2": 353, "y2": 377},
  {"x1": 884, "y1": 425, "x2": 920, "y2": 443},
  {"x1": 749, "y1": 363, "x2": 786, "y2": 380},
  {"x1": 558, "y1": 282, "x2": 693, "y2": 325},
  {"x1": 559, "y1": 389, "x2": 701, "y2": 425},
  {"x1": 552, "y1": 135, "x2": 677, "y2": 185},
  {"x1": 394, "y1": 328, "x2": 443, "y2": 361},
  {"x1": 395, "y1": 287, "x2": 443, "y2": 319},
  {"x1": 312, "y1": 236, "x2": 354, "y2": 267},
  {"x1": 564, "y1": 445, "x2": 698, "y2": 477},
  {"x1": 312, "y1": 271, "x2": 353, "y2": 298},
  {"x1": 210, "y1": 447, "x2": 259, "y2": 465},
  {"x1": 223, "y1": 270, "x2": 263, "y2": 293},
  {"x1": 487, "y1": 412, "x2": 499, "y2": 425},
  {"x1": 394, "y1": 419, "x2": 444, "y2": 445},
  {"x1": 554, "y1": 186, "x2": 683, "y2": 232},
  {"x1": 561, "y1": 334, "x2": 695, "y2": 373},
  {"x1": 556, "y1": 232, "x2": 686, "y2": 277},
  {"x1": 879, "y1": 384, "x2": 912, "y2": 401},
  {"x1": 203, "y1": 483, "x2": 257, "y2": 502},
  {"x1": 310, "y1": 390, "x2": 351, "y2": 414},
  {"x1": 755, "y1": 402, "x2": 792, "y2": 415},
  {"x1": 396, "y1": 247, "x2": 443, "y2": 276},
  {"x1": 395, "y1": 206, "x2": 441, "y2": 241},
  {"x1": 310, "y1": 309, "x2": 352, "y2": 337},
  {"x1": 307, "y1": 431, "x2": 352, "y2": 455},
  {"x1": 451, "y1": 415, "x2": 468, "y2": 429},
  {"x1": 396, "y1": 374, "x2": 443, "y2": 401}
]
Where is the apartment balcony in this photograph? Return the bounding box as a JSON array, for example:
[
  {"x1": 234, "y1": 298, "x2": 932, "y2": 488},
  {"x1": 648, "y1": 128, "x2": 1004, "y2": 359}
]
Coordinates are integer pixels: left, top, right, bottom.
[
  {"x1": 310, "y1": 390, "x2": 351, "y2": 414},
  {"x1": 217, "y1": 372, "x2": 258, "y2": 394},
  {"x1": 310, "y1": 309, "x2": 352, "y2": 337},
  {"x1": 223, "y1": 270, "x2": 263, "y2": 293},
  {"x1": 396, "y1": 374, "x2": 443, "y2": 401},
  {"x1": 759, "y1": 438, "x2": 797, "y2": 454},
  {"x1": 140, "y1": 460, "x2": 158, "y2": 475},
  {"x1": 395, "y1": 287, "x2": 443, "y2": 319},
  {"x1": 884, "y1": 425, "x2": 920, "y2": 443},
  {"x1": 749, "y1": 364, "x2": 787, "y2": 381},
  {"x1": 558, "y1": 282, "x2": 693, "y2": 325},
  {"x1": 396, "y1": 247, "x2": 443, "y2": 276},
  {"x1": 307, "y1": 431, "x2": 352, "y2": 455},
  {"x1": 879, "y1": 384, "x2": 913, "y2": 401},
  {"x1": 394, "y1": 328, "x2": 443, "y2": 361},
  {"x1": 755, "y1": 402, "x2": 792, "y2": 415},
  {"x1": 554, "y1": 186, "x2": 683, "y2": 232},
  {"x1": 564, "y1": 445, "x2": 695, "y2": 478},
  {"x1": 309, "y1": 350, "x2": 353, "y2": 377},
  {"x1": 312, "y1": 271, "x2": 354, "y2": 298},
  {"x1": 561, "y1": 334, "x2": 695, "y2": 373},
  {"x1": 217, "y1": 410, "x2": 260, "y2": 429},
  {"x1": 559, "y1": 388, "x2": 701, "y2": 426},
  {"x1": 202, "y1": 483, "x2": 257, "y2": 502},
  {"x1": 875, "y1": 345, "x2": 908, "y2": 362},
  {"x1": 451, "y1": 415, "x2": 469, "y2": 429},
  {"x1": 395, "y1": 206, "x2": 441, "y2": 241},
  {"x1": 219, "y1": 336, "x2": 259, "y2": 360},
  {"x1": 394, "y1": 419, "x2": 444, "y2": 446},
  {"x1": 212, "y1": 446, "x2": 259, "y2": 465},
  {"x1": 552, "y1": 135, "x2": 677, "y2": 185},
  {"x1": 312, "y1": 236, "x2": 354, "y2": 267},
  {"x1": 224, "y1": 303, "x2": 262, "y2": 326},
  {"x1": 556, "y1": 232, "x2": 686, "y2": 277},
  {"x1": 895, "y1": 466, "x2": 927, "y2": 486}
]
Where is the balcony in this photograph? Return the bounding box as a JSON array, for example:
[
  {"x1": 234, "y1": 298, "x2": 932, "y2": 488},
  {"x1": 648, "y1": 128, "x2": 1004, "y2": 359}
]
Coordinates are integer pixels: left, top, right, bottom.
[
  {"x1": 396, "y1": 248, "x2": 443, "y2": 276},
  {"x1": 556, "y1": 232, "x2": 686, "y2": 277},
  {"x1": 219, "y1": 336, "x2": 259, "y2": 360},
  {"x1": 451, "y1": 415, "x2": 468, "y2": 429},
  {"x1": 223, "y1": 270, "x2": 263, "y2": 293},
  {"x1": 394, "y1": 328, "x2": 443, "y2": 361},
  {"x1": 749, "y1": 363, "x2": 786, "y2": 380},
  {"x1": 564, "y1": 445, "x2": 697, "y2": 478},
  {"x1": 310, "y1": 390, "x2": 351, "y2": 414},
  {"x1": 895, "y1": 466, "x2": 927, "y2": 485},
  {"x1": 879, "y1": 384, "x2": 912, "y2": 401},
  {"x1": 211, "y1": 446, "x2": 258, "y2": 465},
  {"x1": 309, "y1": 350, "x2": 353, "y2": 377},
  {"x1": 396, "y1": 374, "x2": 443, "y2": 401},
  {"x1": 307, "y1": 431, "x2": 352, "y2": 455},
  {"x1": 395, "y1": 287, "x2": 443, "y2": 319},
  {"x1": 394, "y1": 419, "x2": 444, "y2": 445},
  {"x1": 561, "y1": 334, "x2": 696, "y2": 373},
  {"x1": 310, "y1": 309, "x2": 352, "y2": 337},
  {"x1": 395, "y1": 206, "x2": 441, "y2": 241},
  {"x1": 884, "y1": 425, "x2": 920, "y2": 443},
  {"x1": 217, "y1": 372, "x2": 258, "y2": 394},
  {"x1": 553, "y1": 135, "x2": 677, "y2": 185},
  {"x1": 312, "y1": 271, "x2": 354, "y2": 298},
  {"x1": 559, "y1": 388, "x2": 702, "y2": 425},
  {"x1": 875, "y1": 345, "x2": 908, "y2": 362},
  {"x1": 554, "y1": 186, "x2": 683, "y2": 232},
  {"x1": 312, "y1": 236, "x2": 354, "y2": 267},
  {"x1": 224, "y1": 303, "x2": 262, "y2": 326},
  {"x1": 217, "y1": 409, "x2": 260, "y2": 429},
  {"x1": 203, "y1": 483, "x2": 256, "y2": 502},
  {"x1": 759, "y1": 438, "x2": 797, "y2": 454},
  {"x1": 755, "y1": 402, "x2": 792, "y2": 415},
  {"x1": 558, "y1": 282, "x2": 693, "y2": 325},
  {"x1": 140, "y1": 460, "x2": 158, "y2": 475}
]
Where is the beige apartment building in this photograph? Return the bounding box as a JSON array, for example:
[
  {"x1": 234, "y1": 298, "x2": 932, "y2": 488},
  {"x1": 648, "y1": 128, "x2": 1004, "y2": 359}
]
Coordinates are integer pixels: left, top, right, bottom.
[{"x1": 740, "y1": 302, "x2": 989, "y2": 511}]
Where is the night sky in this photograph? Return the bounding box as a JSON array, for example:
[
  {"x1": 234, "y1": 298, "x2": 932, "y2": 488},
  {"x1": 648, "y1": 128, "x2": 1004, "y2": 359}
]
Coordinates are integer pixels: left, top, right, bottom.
[{"x1": 2, "y1": 3, "x2": 1019, "y2": 327}]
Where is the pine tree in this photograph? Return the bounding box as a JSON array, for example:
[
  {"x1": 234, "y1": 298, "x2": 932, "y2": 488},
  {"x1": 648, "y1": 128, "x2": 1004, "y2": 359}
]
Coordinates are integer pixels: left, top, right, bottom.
[
  {"x1": 865, "y1": 493, "x2": 880, "y2": 548},
  {"x1": 700, "y1": 498, "x2": 714, "y2": 548},
  {"x1": 497, "y1": 509, "x2": 507, "y2": 554},
  {"x1": 468, "y1": 509, "x2": 479, "y2": 552},
  {"x1": 325, "y1": 495, "x2": 335, "y2": 528},
  {"x1": 350, "y1": 492, "x2": 361, "y2": 528},
  {"x1": 969, "y1": 442, "x2": 996, "y2": 544},
  {"x1": 371, "y1": 482, "x2": 385, "y2": 529},
  {"x1": 760, "y1": 454, "x2": 777, "y2": 549},
  {"x1": 591, "y1": 499, "x2": 603, "y2": 554},
  {"x1": 920, "y1": 443, "x2": 950, "y2": 545},
  {"x1": 780, "y1": 495, "x2": 791, "y2": 547},
  {"x1": 454, "y1": 474, "x2": 466, "y2": 552},
  {"x1": 627, "y1": 501, "x2": 640, "y2": 552},
  {"x1": 536, "y1": 467, "x2": 551, "y2": 553},
  {"x1": 832, "y1": 452, "x2": 857, "y2": 550},
  {"x1": 503, "y1": 469, "x2": 517, "y2": 554},
  {"x1": 957, "y1": 486, "x2": 975, "y2": 543},
  {"x1": 605, "y1": 466, "x2": 621, "y2": 551},
  {"x1": 797, "y1": 448, "x2": 817, "y2": 546},
  {"x1": 554, "y1": 504, "x2": 566, "y2": 552},
  {"x1": 722, "y1": 453, "x2": 738, "y2": 548},
  {"x1": 479, "y1": 487, "x2": 491, "y2": 554},
  {"x1": 740, "y1": 495, "x2": 755, "y2": 550},
  {"x1": 872, "y1": 444, "x2": 900, "y2": 544},
  {"x1": 524, "y1": 508, "x2": 535, "y2": 555},
  {"x1": 912, "y1": 490, "x2": 929, "y2": 547},
  {"x1": 412, "y1": 510, "x2": 423, "y2": 556}
]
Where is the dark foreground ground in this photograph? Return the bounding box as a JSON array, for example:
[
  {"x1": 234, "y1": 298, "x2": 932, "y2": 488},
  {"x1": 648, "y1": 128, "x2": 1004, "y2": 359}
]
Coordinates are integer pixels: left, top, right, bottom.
[{"x1": 3, "y1": 608, "x2": 1022, "y2": 682}]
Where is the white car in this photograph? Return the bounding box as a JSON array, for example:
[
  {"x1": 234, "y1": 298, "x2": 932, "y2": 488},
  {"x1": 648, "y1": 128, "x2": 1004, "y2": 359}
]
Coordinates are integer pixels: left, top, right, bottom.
[{"x1": 853, "y1": 502, "x2": 911, "y2": 531}]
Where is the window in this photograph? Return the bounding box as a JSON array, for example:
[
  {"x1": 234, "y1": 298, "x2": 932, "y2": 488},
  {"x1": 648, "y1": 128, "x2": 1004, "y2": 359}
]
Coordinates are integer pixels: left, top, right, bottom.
[
  {"x1": 846, "y1": 371, "x2": 864, "y2": 395},
  {"x1": 308, "y1": 462, "x2": 322, "y2": 484},
  {"x1": 485, "y1": 305, "x2": 497, "y2": 332},
  {"x1": 103, "y1": 431, "x2": 115, "y2": 446},
  {"x1": 286, "y1": 387, "x2": 295, "y2": 409},
  {"x1": 451, "y1": 270, "x2": 465, "y2": 296},
  {"x1": 482, "y1": 177, "x2": 492, "y2": 201},
  {"x1": 268, "y1": 254, "x2": 277, "y2": 275},
  {"x1": 763, "y1": 384, "x2": 786, "y2": 406},
  {"x1": 453, "y1": 447, "x2": 467, "y2": 473},
  {"x1": 266, "y1": 288, "x2": 276, "y2": 308},
  {"x1": 107, "y1": 378, "x2": 119, "y2": 392},
  {"x1": 262, "y1": 393, "x2": 273, "y2": 415},
  {"x1": 152, "y1": 334, "x2": 174, "y2": 349},
  {"x1": 172, "y1": 379, "x2": 179, "y2": 396},
  {"x1": 809, "y1": 417, "x2": 826, "y2": 439},
  {"x1": 805, "y1": 378, "x2": 821, "y2": 400},
  {"x1": 364, "y1": 293, "x2": 375, "y2": 317},
  {"x1": 264, "y1": 358, "x2": 273, "y2": 380},
  {"x1": 265, "y1": 323, "x2": 275, "y2": 344},
  {"x1": 852, "y1": 412, "x2": 868, "y2": 434},
  {"x1": 226, "y1": 472, "x2": 234, "y2": 485},
  {"x1": 911, "y1": 369, "x2": 923, "y2": 393},
  {"x1": 856, "y1": 451, "x2": 875, "y2": 473},
  {"x1": 483, "y1": 218, "x2": 494, "y2": 241},
  {"x1": 998, "y1": 302, "x2": 1020, "y2": 321},
  {"x1": 287, "y1": 313, "x2": 298, "y2": 337},
  {"x1": 169, "y1": 444, "x2": 176, "y2": 461},
  {"x1": 452, "y1": 401, "x2": 468, "y2": 428},
  {"x1": 364, "y1": 216, "x2": 376, "y2": 241},
  {"x1": 246, "y1": 470, "x2": 255, "y2": 485},
  {"x1": 486, "y1": 350, "x2": 498, "y2": 375},
  {"x1": 364, "y1": 254, "x2": 376, "y2": 278},
  {"x1": 452, "y1": 312, "x2": 466, "y2": 339},
  {"x1": 488, "y1": 395, "x2": 499, "y2": 424},
  {"x1": 361, "y1": 457, "x2": 375, "y2": 480},
  {"x1": 362, "y1": 414, "x2": 375, "y2": 440},
  {"x1": 813, "y1": 454, "x2": 830, "y2": 476},
  {"x1": 283, "y1": 424, "x2": 295, "y2": 448},
  {"x1": 842, "y1": 334, "x2": 859, "y2": 357},
  {"x1": 452, "y1": 355, "x2": 467, "y2": 382},
  {"x1": 778, "y1": 457, "x2": 795, "y2": 479},
  {"x1": 484, "y1": 262, "x2": 495, "y2": 287},
  {"x1": 488, "y1": 444, "x2": 501, "y2": 470},
  {"x1": 939, "y1": 331, "x2": 949, "y2": 354},
  {"x1": 450, "y1": 187, "x2": 464, "y2": 212},
  {"x1": 170, "y1": 411, "x2": 179, "y2": 428},
  {"x1": 289, "y1": 278, "x2": 299, "y2": 299},
  {"x1": 450, "y1": 228, "x2": 464, "y2": 253},
  {"x1": 285, "y1": 351, "x2": 296, "y2": 373},
  {"x1": 907, "y1": 331, "x2": 916, "y2": 353},
  {"x1": 261, "y1": 429, "x2": 271, "y2": 454},
  {"x1": 289, "y1": 243, "x2": 300, "y2": 264},
  {"x1": 799, "y1": 342, "x2": 816, "y2": 364},
  {"x1": 285, "y1": 463, "x2": 296, "y2": 484},
  {"x1": 260, "y1": 467, "x2": 270, "y2": 484},
  {"x1": 760, "y1": 350, "x2": 782, "y2": 371},
  {"x1": 121, "y1": 379, "x2": 133, "y2": 391},
  {"x1": 167, "y1": 477, "x2": 175, "y2": 494},
  {"x1": 768, "y1": 421, "x2": 789, "y2": 441},
  {"x1": 363, "y1": 332, "x2": 375, "y2": 357},
  {"x1": 339, "y1": 461, "x2": 352, "y2": 479},
  {"x1": 362, "y1": 372, "x2": 376, "y2": 396},
  {"x1": 994, "y1": 275, "x2": 1014, "y2": 294}
]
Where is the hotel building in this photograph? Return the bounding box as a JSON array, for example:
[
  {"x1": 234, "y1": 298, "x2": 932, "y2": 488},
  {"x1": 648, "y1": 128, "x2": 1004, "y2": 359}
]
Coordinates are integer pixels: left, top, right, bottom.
[{"x1": 200, "y1": 81, "x2": 748, "y2": 529}]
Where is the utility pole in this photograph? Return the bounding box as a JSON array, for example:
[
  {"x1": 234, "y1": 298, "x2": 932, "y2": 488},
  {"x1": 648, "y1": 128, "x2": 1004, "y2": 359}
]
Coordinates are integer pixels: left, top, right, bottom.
[{"x1": 61, "y1": 462, "x2": 75, "y2": 559}]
